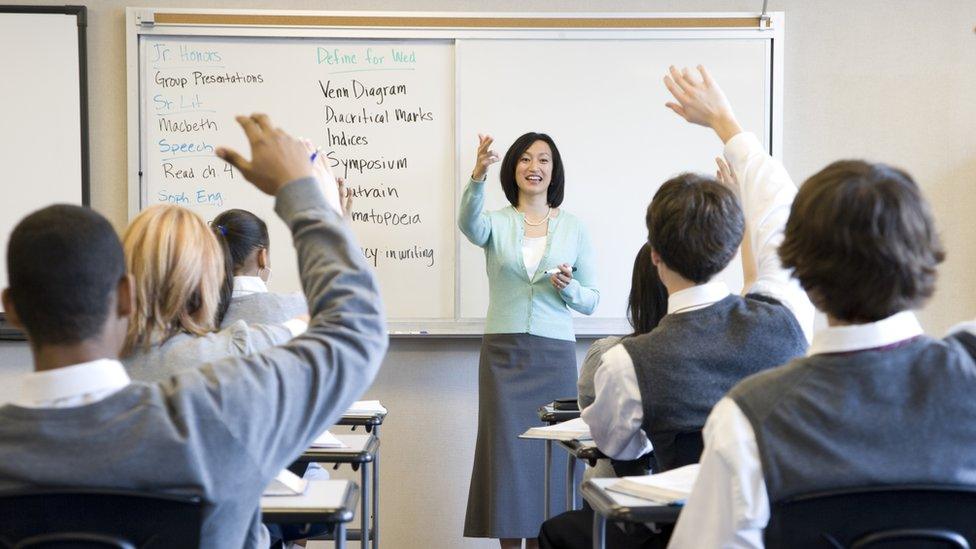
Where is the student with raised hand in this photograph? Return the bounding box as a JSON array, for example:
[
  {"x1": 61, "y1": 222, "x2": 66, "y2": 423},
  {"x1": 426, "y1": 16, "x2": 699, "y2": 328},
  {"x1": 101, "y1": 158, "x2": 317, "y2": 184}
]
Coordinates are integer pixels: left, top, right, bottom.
[
  {"x1": 0, "y1": 113, "x2": 387, "y2": 549},
  {"x1": 541, "y1": 66, "x2": 814, "y2": 549},
  {"x1": 460, "y1": 132, "x2": 600, "y2": 549},
  {"x1": 120, "y1": 204, "x2": 306, "y2": 383},
  {"x1": 668, "y1": 126, "x2": 966, "y2": 549}
]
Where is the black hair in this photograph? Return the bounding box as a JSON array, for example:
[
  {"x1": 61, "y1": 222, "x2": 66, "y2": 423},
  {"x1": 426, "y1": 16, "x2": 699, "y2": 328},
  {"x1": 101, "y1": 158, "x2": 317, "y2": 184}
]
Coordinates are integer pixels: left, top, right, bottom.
[
  {"x1": 627, "y1": 242, "x2": 668, "y2": 336},
  {"x1": 6, "y1": 204, "x2": 125, "y2": 345},
  {"x1": 499, "y1": 132, "x2": 565, "y2": 208},
  {"x1": 210, "y1": 209, "x2": 269, "y2": 325},
  {"x1": 780, "y1": 160, "x2": 944, "y2": 322},
  {"x1": 646, "y1": 173, "x2": 745, "y2": 283}
]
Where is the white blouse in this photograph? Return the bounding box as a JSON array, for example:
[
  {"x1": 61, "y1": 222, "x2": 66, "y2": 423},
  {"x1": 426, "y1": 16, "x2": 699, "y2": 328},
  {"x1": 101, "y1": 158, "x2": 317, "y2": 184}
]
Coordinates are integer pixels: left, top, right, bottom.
[{"x1": 522, "y1": 236, "x2": 547, "y2": 278}]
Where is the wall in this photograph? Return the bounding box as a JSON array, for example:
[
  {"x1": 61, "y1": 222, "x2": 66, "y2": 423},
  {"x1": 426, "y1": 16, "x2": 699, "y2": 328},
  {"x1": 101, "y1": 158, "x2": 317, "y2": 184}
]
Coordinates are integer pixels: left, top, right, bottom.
[{"x1": 2, "y1": 1, "x2": 975, "y2": 547}]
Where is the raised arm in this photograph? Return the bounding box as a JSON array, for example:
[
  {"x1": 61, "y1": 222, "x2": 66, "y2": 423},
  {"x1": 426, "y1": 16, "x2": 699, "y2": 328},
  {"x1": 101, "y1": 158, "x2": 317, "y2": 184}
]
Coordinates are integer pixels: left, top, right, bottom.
[
  {"x1": 170, "y1": 114, "x2": 388, "y2": 480},
  {"x1": 458, "y1": 134, "x2": 500, "y2": 247},
  {"x1": 716, "y1": 156, "x2": 758, "y2": 292},
  {"x1": 664, "y1": 65, "x2": 814, "y2": 342}
]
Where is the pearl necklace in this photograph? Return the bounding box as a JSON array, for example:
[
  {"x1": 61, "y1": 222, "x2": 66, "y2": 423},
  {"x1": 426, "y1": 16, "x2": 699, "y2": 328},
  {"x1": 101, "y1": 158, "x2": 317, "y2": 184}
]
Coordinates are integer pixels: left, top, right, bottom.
[{"x1": 521, "y1": 207, "x2": 552, "y2": 227}]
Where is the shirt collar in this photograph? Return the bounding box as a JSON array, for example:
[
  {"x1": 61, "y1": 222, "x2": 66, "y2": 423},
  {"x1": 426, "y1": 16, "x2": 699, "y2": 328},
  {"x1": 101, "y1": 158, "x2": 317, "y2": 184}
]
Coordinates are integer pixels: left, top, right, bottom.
[
  {"x1": 5, "y1": 359, "x2": 130, "y2": 408},
  {"x1": 232, "y1": 276, "x2": 268, "y2": 298},
  {"x1": 808, "y1": 310, "x2": 924, "y2": 356},
  {"x1": 667, "y1": 282, "x2": 732, "y2": 315}
]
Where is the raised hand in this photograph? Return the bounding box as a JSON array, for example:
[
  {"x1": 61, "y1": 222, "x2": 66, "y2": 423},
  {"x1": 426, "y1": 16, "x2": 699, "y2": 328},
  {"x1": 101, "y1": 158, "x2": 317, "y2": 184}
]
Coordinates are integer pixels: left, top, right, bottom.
[
  {"x1": 337, "y1": 177, "x2": 354, "y2": 221},
  {"x1": 715, "y1": 156, "x2": 740, "y2": 198},
  {"x1": 301, "y1": 138, "x2": 343, "y2": 215},
  {"x1": 471, "y1": 133, "x2": 500, "y2": 181},
  {"x1": 216, "y1": 114, "x2": 314, "y2": 195},
  {"x1": 663, "y1": 65, "x2": 742, "y2": 143}
]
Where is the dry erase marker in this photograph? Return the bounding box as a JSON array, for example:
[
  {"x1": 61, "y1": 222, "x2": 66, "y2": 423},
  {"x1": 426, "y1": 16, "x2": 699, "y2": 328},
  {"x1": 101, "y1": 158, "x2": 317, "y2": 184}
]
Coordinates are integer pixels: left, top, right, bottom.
[
  {"x1": 309, "y1": 148, "x2": 322, "y2": 163},
  {"x1": 544, "y1": 267, "x2": 577, "y2": 275}
]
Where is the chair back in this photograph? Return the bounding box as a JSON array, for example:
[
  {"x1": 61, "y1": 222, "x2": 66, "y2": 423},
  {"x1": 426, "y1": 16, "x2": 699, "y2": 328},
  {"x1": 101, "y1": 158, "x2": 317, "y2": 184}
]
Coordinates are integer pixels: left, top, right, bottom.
[
  {"x1": 610, "y1": 429, "x2": 703, "y2": 477},
  {"x1": 765, "y1": 484, "x2": 976, "y2": 549},
  {"x1": 0, "y1": 489, "x2": 203, "y2": 549}
]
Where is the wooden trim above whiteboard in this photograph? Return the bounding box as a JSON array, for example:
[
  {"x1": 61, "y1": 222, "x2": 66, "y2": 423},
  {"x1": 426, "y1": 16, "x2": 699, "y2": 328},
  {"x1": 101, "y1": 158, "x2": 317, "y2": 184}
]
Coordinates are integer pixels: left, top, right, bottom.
[{"x1": 152, "y1": 13, "x2": 770, "y2": 30}]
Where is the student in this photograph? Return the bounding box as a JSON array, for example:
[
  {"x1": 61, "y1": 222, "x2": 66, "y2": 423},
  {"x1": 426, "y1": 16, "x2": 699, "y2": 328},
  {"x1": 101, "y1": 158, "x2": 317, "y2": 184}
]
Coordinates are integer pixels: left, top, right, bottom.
[
  {"x1": 667, "y1": 93, "x2": 969, "y2": 549},
  {"x1": 576, "y1": 242, "x2": 667, "y2": 482},
  {"x1": 211, "y1": 208, "x2": 308, "y2": 328},
  {"x1": 120, "y1": 204, "x2": 306, "y2": 383},
  {"x1": 539, "y1": 66, "x2": 815, "y2": 549},
  {"x1": 0, "y1": 114, "x2": 387, "y2": 549}
]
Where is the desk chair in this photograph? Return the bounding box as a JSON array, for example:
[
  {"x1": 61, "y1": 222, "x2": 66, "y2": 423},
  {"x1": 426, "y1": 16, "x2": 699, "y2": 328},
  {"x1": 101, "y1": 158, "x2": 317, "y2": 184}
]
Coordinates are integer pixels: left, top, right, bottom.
[
  {"x1": 764, "y1": 484, "x2": 976, "y2": 549},
  {"x1": 0, "y1": 489, "x2": 202, "y2": 548}
]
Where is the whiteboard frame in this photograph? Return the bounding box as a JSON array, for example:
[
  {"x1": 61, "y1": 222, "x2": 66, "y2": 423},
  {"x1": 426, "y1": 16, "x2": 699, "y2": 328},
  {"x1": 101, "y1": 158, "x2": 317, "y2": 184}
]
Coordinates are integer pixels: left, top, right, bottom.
[{"x1": 125, "y1": 8, "x2": 784, "y2": 337}]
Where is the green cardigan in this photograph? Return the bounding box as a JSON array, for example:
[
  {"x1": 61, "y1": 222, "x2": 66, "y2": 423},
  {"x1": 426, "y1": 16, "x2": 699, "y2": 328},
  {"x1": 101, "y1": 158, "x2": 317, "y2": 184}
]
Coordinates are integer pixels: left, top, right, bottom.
[{"x1": 458, "y1": 179, "x2": 599, "y2": 341}]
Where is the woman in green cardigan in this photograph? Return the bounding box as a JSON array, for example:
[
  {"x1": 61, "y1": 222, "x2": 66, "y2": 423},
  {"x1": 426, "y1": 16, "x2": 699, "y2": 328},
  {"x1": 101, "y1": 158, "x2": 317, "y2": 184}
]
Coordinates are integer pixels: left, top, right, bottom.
[{"x1": 460, "y1": 132, "x2": 599, "y2": 548}]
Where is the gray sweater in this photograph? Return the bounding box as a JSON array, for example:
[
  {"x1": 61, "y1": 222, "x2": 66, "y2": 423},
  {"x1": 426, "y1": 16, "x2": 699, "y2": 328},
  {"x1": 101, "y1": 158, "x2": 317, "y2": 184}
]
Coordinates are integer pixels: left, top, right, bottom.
[
  {"x1": 221, "y1": 291, "x2": 308, "y2": 329},
  {"x1": 0, "y1": 179, "x2": 388, "y2": 548},
  {"x1": 123, "y1": 320, "x2": 292, "y2": 384}
]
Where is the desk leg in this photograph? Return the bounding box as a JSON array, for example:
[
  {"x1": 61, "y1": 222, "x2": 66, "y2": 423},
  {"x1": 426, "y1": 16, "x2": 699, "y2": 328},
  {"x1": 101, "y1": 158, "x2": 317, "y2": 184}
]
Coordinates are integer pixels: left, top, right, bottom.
[
  {"x1": 544, "y1": 440, "x2": 552, "y2": 519},
  {"x1": 335, "y1": 521, "x2": 346, "y2": 549},
  {"x1": 566, "y1": 454, "x2": 577, "y2": 511},
  {"x1": 372, "y1": 425, "x2": 380, "y2": 549},
  {"x1": 592, "y1": 511, "x2": 606, "y2": 549},
  {"x1": 361, "y1": 462, "x2": 370, "y2": 549}
]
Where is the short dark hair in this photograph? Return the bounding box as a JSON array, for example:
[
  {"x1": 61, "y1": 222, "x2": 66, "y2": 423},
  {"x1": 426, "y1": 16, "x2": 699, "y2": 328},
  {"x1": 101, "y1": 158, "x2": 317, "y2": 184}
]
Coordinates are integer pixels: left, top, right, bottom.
[
  {"x1": 627, "y1": 242, "x2": 668, "y2": 336},
  {"x1": 499, "y1": 132, "x2": 565, "y2": 208},
  {"x1": 647, "y1": 173, "x2": 744, "y2": 283},
  {"x1": 6, "y1": 204, "x2": 125, "y2": 345},
  {"x1": 779, "y1": 160, "x2": 944, "y2": 322}
]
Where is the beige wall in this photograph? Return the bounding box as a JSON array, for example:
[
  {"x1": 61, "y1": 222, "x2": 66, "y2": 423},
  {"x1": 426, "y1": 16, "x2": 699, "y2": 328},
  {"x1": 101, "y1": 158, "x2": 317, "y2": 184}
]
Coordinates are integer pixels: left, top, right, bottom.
[{"x1": 3, "y1": 1, "x2": 976, "y2": 547}]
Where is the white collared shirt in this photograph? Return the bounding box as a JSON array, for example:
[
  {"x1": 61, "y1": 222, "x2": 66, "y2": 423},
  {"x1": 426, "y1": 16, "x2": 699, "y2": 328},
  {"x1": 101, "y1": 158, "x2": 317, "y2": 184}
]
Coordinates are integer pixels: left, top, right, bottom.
[
  {"x1": 1, "y1": 359, "x2": 131, "y2": 408},
  {"x1": 668, "y1": 311, "x2": 924, "y2": 548},
  {"x1": 581, "y1": 132, "x2": 815, "y2": 461},
  {"x1": 231, "y1": 276, "x2": 268, "y2": 298}
]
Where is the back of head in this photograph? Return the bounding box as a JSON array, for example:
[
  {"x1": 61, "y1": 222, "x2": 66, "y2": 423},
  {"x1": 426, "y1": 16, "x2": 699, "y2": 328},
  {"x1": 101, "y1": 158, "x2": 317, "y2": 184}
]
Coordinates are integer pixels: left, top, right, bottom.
[
  {"x1": 628, "y1": 242, "x2": 668, "y2": 335},
  {"x1": 779, "y1": 160, "x2": 944, "y2": 323},
  {"x1": 211, "y1": 209, "x2": 269, "y2": 270},
  {"x1": 122, "y1": 205, "x2": 223, "y2": 352},
  {"x1": 6, "y1": 205, "x2": 124, "y2": 346},
  {"x1": 647, "y1": 173, "x2": 745, "y2": 283}
]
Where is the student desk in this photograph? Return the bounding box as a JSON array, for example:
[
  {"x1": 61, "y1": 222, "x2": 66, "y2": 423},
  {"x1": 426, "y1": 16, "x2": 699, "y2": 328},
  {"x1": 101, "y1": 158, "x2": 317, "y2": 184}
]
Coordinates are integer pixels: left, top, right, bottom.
[
  {"x1": 261, "y1": 479, "x2": 359, "y2": 549},
  {"x1": 581, "y1": 478, "x2": 681, "y2": 549},
  {"x1": 537, "y1": 403, "x2": 582, "y2": 518},
  {"x1": 557, "y1": 439, "x2": 607, "y2": 512},
  {"x1": 293, "y1": 434, "x2": 379, "y2": 549},
  {"x1": 336, "y1": 406, "x2": 387, "y2": 547}
]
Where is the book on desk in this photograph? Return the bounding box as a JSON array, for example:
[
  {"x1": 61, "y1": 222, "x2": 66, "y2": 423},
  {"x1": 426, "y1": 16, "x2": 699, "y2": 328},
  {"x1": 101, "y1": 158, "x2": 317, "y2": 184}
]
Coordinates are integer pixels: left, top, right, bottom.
[
  {"x1": 520, "y1": 417, "x2": 591, "y2": 441},
  {"x1": 606, "y1": 463, "x2": 699, "y2": 505}
]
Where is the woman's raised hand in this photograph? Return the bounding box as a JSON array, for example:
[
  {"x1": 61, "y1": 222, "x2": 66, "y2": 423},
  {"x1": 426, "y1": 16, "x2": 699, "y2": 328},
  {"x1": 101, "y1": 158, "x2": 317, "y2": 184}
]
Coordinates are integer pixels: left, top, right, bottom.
[{"x1": 471, "y1": 133, "x2": 500, "y2": 181}]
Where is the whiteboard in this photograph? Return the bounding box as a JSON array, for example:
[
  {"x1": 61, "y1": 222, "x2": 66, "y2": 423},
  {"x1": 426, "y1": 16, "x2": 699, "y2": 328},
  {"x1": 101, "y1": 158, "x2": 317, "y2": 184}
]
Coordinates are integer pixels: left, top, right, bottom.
[
  {"x1": 126, "y1": 9, "x2": 784, "y2": 335},
  {"x1": 0, "y1": 7, "x2": 88, "y2": 315}
]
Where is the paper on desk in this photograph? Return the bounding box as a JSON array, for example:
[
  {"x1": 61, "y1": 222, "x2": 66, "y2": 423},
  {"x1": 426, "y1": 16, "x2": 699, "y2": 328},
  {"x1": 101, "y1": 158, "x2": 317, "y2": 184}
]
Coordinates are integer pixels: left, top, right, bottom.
[
  {"x1": 345, "y1": 400, "x2": 387, "y2": 415},
  {"x1": 310, "y1": 429, "x2": 347, "y2": 448},
  {"x1": 263, "y1": 469, "x2": 308, "y2": 496},
  {"x1": 607, "y1": 463, "x2": 700, "y2": 504},
  {"x1": 520, "y1": 417, "x2": 592, "y2": 441}
]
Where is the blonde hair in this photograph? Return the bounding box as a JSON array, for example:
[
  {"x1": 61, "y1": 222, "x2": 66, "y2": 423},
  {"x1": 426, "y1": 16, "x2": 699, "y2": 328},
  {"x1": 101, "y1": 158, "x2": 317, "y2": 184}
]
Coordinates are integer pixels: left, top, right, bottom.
[{"x1": 122, "y1": 205, "x2": 224, "y2": 354}]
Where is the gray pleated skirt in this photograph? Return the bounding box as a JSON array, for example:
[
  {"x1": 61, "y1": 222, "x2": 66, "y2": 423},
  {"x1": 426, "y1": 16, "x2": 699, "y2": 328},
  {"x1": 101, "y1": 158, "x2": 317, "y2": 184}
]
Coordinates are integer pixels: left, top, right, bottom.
[{"x1": 464, "y1": 333, "x2": 578, "y2": 539}]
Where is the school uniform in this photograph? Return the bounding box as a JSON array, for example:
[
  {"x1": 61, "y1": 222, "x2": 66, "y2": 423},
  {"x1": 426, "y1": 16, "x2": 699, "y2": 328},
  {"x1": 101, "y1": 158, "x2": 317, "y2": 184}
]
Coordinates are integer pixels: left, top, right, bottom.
[
  {"x1": 670, "y1": 312, "x2": 976, "y2": 548},
  {"x1": 540, "y1": 133, "x2": 815, "y2": 548},
  {"x1": 0, "y1": 179, "x2": 387, "y2": 549},
  {"x1": 577, "y1": 335, "x2": 623, "y2": 483},
  {"x1": 220, "y1": 276, "x2": 307, "y2": 328}
]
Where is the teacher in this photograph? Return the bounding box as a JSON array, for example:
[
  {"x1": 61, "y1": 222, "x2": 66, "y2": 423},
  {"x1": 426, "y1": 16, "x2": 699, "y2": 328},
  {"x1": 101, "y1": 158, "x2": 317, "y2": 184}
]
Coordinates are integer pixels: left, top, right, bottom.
[{"x1": 460, "y1": 132, "x2": 599, "y2": 548}]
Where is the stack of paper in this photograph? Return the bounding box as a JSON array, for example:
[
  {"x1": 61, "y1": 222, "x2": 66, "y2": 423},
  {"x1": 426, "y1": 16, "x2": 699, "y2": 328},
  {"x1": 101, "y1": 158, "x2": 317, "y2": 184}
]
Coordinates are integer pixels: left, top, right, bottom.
[
  {"x1": 520, "y1": 417, "x2": 591, "y2": 441},
  {"x1": 345, "y1": 400, "x2": 388, "y2": 416},
  {"x1": 607, "y1": 463, "x2": 700, "y2": 504},
  {"x1": 263, "y1": 469, "x2": 308, "y2": 496},
  {"x1": 310, "y1": 430, "x2": 347, "y2": 448}
]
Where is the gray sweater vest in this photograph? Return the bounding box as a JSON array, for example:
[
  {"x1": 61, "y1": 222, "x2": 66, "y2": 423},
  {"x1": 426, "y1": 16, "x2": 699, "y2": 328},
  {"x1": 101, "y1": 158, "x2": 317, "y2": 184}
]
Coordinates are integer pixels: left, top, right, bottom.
[
  {"x1": 622, "y1": 294, "x2": 807, "y2": 471},
  {"x1": 729, "y1": 336, "x2": 976, "y2": 504}
]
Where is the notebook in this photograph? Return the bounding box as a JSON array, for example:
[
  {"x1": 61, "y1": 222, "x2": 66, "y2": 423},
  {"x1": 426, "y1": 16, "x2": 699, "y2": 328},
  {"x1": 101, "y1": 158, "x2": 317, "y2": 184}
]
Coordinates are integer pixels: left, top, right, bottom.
[
  {"x1": 520, "y1": 417, "x2": 591, "y2": 441},
  {"x1": 345, "y1": 400, "x2": 388, "y2": 416},
  {"x1": 310, "y1": 430, "x2": 347, "y2": 448},
  {"x1": 263, "y1": 469, "x2": 308, "y2": 496},
  {"x1": 606, "y1": 463, "x2": 700, "y2": 504}
]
